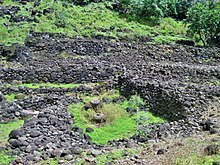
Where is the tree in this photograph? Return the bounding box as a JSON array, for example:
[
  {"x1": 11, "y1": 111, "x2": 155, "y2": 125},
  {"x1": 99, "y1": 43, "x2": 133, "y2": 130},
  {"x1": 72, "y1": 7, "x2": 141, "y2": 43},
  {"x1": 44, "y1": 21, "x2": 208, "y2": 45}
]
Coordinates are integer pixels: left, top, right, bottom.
[
  {"x1": 116, "y1": 0, "x2": 195, "y2": 21},
  {"x1": 186, "y1": 1, "x2": 220, "y2": 46}
]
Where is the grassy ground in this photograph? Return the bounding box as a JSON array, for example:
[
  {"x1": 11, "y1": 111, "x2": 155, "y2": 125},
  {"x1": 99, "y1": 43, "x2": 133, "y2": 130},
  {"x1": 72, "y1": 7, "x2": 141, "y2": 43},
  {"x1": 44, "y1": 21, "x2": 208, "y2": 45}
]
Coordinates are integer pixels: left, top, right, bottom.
[
  {"x1": 4, "y1": 93, "x2": 16, "y2": 102},
  {"x1": 0, "y1": 150, "x2": 15, "y2": 165},
  {"x1": 69, "y1": 92, "x2": 166, "y2": 144},
  {"x1": 3, "y1": 82, "x2": 96, "y2": 89},
  {"x1": 95, "y1": 148, "x2": 137, "y2": 164},
  {"x1": 0, "y1": 0, "x2": 189, "y2": 45},
  {"x1": 0, "y1": 120, "x2": 24, "y2": 146},
  {"x1": 18, "y1": 83, "x2": 82, "y2": 89},
  {"x1": 168, "y1": 135, "x2": 220, "y2": 165},
  {"x1": 3, "y1": 82, "x2": 96, "y2": 101},
  {"x1": 40, "y1": 158, "x2": 59, "y2": 165},
  {"x1": 0, "y1": 120, "x2": 24, "y2": 164}
]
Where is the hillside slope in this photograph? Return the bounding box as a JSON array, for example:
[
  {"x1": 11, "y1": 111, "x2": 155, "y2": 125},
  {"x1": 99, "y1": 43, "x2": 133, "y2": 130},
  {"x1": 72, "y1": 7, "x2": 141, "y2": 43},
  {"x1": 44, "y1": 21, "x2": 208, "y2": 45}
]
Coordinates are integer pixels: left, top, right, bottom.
[{"x1": 0, "y1": 0, "x2": 189, "y2": 45}]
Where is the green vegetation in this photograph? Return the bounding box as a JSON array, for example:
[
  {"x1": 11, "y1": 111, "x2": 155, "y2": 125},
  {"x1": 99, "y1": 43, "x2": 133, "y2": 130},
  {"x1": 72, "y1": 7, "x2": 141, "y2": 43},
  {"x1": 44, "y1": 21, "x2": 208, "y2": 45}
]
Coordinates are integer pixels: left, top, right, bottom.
[
  {"x1": 205, "y1": 81, "x2": 220, "y2": 86},
  {"x1": 0, "y1": 120, "x2": 24, "y2": 165},
  {"x1": 79, "y1": 89, "x2": 120, "y2": 103},
  {"x1": 4, "y1": 93, "x2": 16, "y2": 102},
  {"x1": 1, "y1": 0, "x2": 219, "y2": 46},
  {"x1": 0, "y1": 150, "x2": 15, "y2": 165},
  {"x1": 116, "y1": 0, "x2": 193, "y2": 21},
  {"x1": 173, "y1": 136, "x2": 220, "y2": 165},
  {"x1": 187, "y1": 1, "x2": 220, "y2": 46},
  {"x1": 2, "y1": 0, "x2": 18, "y2": 6},
  {"x1": 96, "y1": 148, "x2": 137, "y2": 164},
  {"x1": 0, "y1": 0, "x2": 189, "y2": 45},
  {"x1": 40, "y1": 158, "x2": 59, "y2": 165},
  {"x1": 18, "y1": 83, "x2": 82, "y2": 89},
  {"x1": 69, "y1": 93, "x2": 166, "y2": 144},
  {"x1": 69, "y1": 102, "x2": 136, "y2": 144},
  {"x1": 3, "y1": 82, "x2": 96, "y2": 89},
  {"x1": 176, "y1": 154, "x2": 220, "y2": 165},
  {"x1": 0, "y1": 120, "x2": 24, "y2": 145},
  {"x1": 88, "y1": 115, "x2": 136, "y2": 144}
]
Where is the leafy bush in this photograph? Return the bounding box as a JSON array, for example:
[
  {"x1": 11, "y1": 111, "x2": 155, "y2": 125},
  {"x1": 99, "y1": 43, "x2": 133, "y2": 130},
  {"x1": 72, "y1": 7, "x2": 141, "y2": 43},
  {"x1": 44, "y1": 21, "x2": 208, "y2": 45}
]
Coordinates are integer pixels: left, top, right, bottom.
[
  {"x1": 116, "y1": 0, "x2": 194, "y2": 21},
  {"x1": 54, "y1": 5, "x2": 70, "y2": 28},
  {"x1": 73, "y1": 0, "x2": 92, "y2": 6},
  {"x1": 186, "y1": 1, "x2": 220, "y2": 46},
  {"x1": 165, "y1": 0, "x2": 193, "y2": 20},
  {"x1": 63, "y1": 0, "x2": 103, "y2": 6}
]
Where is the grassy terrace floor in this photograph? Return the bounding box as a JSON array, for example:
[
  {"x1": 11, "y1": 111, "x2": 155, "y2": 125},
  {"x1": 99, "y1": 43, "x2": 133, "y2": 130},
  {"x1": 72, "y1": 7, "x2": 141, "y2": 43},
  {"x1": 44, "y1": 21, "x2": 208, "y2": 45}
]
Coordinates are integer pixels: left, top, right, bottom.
[{"x1": 69, "y1": 91, "x2": 166, "y2": 144}]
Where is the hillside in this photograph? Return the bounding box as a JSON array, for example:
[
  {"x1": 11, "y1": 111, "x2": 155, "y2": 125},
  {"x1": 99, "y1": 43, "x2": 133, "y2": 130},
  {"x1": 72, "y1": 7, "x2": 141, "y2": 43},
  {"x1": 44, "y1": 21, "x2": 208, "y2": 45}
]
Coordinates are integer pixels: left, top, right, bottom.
[{"x1": 0, "y1": 0, "x2": 190, "y2": 45}]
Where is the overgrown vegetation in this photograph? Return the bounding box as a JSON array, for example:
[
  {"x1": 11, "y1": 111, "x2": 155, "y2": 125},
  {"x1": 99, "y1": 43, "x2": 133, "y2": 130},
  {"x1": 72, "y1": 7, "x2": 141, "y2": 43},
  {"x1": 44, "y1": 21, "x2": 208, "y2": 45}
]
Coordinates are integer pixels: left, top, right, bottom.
[
  {"x1": 186, "y1": 1, "x2": 220, "y2": 46},
  {"x1": 0, "y1": 0, "x2": 189, "y2": 45},
  {"x1": 116, "y1": 0, "x2": 193, "y2": 21},
  {"x1": 69, "y1": 92, "x2": 166, "y2": 144},
  {"x1": 0, "y1": 0, "x2": 219, "y2": 46}
]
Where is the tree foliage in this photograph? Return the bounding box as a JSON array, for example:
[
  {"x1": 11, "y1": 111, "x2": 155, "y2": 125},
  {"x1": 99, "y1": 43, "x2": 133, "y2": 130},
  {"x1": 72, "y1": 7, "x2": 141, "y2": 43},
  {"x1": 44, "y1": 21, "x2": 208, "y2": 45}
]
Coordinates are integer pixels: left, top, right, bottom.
[
  {"x1": 116, "y1": 0, "x2": 194, "y2": 20},
  {"x1": 186, "y1": 1, "x2": 220, "y2": 46}
]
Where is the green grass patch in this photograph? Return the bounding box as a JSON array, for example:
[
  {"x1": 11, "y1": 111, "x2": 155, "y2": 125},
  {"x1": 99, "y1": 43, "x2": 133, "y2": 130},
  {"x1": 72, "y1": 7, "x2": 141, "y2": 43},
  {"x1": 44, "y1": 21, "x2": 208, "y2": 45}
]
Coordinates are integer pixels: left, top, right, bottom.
[
  {"x1": 154, "y1": 35, "x2": 188, "y2": 44},
  {"x1": 0, "y1": 150, "x2": 15, "y2": 165},
  {"x1": 88, "y1": 115, "x2": 136, "y2": 144},
  {"x1": 2, "y1": 0, "x2": 18, "y2": 6},
  {"x1": 40, "y1": 158, "x2": 59, "y2": 165},
  {"x1": 4, "y1": 83, "x2": 97, "y2": 89},
  {"x1": 69, "y1": 94, "x2": 166, "y2": 144},
  {"x1": 176, "y1": 154, "x2": 220, "y2": 165},
  {"x1": 0, "y1": 120, "x2": 24, "y2": 146},
  {"x1": 205, "y1": 80, "x2": 220, "y2": 86},
  {"x1": 18, "y1": 83, "x2": 80, "y2": 89},
  {"x1": 4, "y1": 94, "x2": 16, "y2": 102},
  {"x1": 173, "y1": 136, "x2": 220, "y2": 165},
  {"x1": 96, "y1": 148, "x2": 137, "y2": 164}
]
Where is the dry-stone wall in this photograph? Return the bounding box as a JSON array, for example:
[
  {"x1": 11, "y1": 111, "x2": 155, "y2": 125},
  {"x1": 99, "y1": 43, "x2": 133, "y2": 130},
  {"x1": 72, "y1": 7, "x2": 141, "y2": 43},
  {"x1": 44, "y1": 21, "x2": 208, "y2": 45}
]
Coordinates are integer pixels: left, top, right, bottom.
[{"x1": 0, "y1": 33, "x2": 220, "y2": 164}]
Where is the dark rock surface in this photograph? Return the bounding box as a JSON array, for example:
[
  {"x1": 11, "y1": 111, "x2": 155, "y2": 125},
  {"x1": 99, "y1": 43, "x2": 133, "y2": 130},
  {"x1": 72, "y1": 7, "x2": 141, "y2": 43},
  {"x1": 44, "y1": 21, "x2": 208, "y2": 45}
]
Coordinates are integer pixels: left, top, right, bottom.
[{"x1": 0, "y1": 33, "x2": 219, "y2": 164}]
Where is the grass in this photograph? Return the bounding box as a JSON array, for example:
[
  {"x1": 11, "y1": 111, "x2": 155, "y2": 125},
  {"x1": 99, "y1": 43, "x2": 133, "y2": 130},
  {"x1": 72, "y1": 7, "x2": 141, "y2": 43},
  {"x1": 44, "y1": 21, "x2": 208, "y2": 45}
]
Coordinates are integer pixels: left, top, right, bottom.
[
  {"x1": 18, "y1": 83, "x2": 82, "y2": 89},
  {"x1": 0, "y1": 120, "x2": 24, "y2": 146},
  {"x1": 69, "y1": 93, "x2": 166, "y2": 144},
  {"x1": 161, "y1": 135, "x2": 220, "y2": 165},
  {"x1": 0, "y1": 1, "x2": 189, "y2": 45},
  {"x1": 40, "y1": 158, "x2": 59, "y2": 165},
  {"x1": 4, "y1": 93, "x2": 16, "y2": 102},
  {"x1": 79, "y1": 89, "x2": 120, "y2": 103},
  {"x1": 176, "y1": 154, "x2": 220, "y2": 165},
  {"x1": 88, "y1": 115, "x2": 136, "y2": 144},
  {"x1": 96, "y1": 148, "x2": 137, "y2": 164},
  {"x1": 2, "y1": 0, "x2": 19, "y2": 6},
  {"x1": 0, "y1": 150, "x2": 15, "y2": 165},
  {"x1": 205, "y1": 80, "x2": 220, "y2": 86},
  {"x1": 3, "y1": 82, "x2": 97, "y2": 89},
  {"x1": 0, "y1": 120, "x2": 24, "y2": 164}
]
